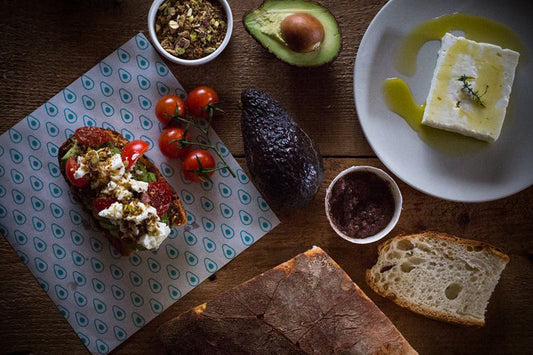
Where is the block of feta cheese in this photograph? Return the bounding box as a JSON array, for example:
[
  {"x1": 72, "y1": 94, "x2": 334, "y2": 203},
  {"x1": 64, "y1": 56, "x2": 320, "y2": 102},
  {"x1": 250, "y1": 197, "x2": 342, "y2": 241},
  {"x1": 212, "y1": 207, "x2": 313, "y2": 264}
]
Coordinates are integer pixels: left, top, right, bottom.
[{"x1": 421, "y1": 33, "x2": 520, "y2": 142}]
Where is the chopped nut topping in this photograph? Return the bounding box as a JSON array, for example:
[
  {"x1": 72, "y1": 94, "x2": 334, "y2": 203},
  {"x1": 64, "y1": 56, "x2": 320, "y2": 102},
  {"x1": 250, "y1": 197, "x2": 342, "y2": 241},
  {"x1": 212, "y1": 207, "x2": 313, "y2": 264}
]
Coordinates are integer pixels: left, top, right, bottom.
[
  {"x1": 155, "y1": 0, "x2": 228, "y2": 60},
  {"x1": 168, "y1": 19, "x2": 179, "y2": 30}
]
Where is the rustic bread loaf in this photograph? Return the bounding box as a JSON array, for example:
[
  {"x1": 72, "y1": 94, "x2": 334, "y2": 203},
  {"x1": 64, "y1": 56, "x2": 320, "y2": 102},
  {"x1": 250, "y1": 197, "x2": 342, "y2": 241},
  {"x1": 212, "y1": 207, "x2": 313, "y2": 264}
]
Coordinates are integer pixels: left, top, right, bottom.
[
  {"x1": 159, "y1": 246, "x2": 418, "y2": 354},
  {"x1": 366, "y1": 232, "x2": 509, "y2": 326}
]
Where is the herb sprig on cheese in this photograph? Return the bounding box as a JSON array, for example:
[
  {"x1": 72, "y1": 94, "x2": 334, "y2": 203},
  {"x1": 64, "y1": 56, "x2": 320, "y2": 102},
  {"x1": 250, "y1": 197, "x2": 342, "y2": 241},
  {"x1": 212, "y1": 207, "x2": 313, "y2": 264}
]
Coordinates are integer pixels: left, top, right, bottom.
[{"x1": 458, "y1": 75, "x2": 488, "y2": 108}]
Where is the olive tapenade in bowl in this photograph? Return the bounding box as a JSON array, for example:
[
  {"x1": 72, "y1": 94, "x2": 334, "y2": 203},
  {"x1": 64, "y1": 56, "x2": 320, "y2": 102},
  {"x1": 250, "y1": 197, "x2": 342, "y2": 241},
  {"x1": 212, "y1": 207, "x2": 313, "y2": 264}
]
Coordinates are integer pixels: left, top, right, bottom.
[
  {"x1": 148, "y1": 0, "x2": 233, "y2": 65},
  {"x1": 325, "y1": 166, "x2": 402, "y2": 244}
]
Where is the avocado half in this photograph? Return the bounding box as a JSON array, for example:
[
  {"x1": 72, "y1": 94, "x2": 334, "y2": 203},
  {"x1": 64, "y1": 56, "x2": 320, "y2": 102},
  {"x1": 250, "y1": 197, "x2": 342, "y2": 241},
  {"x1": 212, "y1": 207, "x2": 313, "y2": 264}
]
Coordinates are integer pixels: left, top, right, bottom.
[{"x1": 244, "y1": 0, "x2": 341, "y2": 67}]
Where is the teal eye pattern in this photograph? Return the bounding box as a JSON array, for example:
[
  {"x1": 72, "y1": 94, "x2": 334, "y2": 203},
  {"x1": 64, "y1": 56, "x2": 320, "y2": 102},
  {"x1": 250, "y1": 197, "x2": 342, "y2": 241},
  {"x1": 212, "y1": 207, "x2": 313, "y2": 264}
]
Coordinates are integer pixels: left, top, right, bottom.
[
  {"x1": 63, "y1": 88, "x2": 77, "y2": 104},
  {"x1": 0, "y1": 33, "x2": 279, "y2": 355},
  {"x1": 98, "y1": 61, "x2": 113, "y2": 77}
]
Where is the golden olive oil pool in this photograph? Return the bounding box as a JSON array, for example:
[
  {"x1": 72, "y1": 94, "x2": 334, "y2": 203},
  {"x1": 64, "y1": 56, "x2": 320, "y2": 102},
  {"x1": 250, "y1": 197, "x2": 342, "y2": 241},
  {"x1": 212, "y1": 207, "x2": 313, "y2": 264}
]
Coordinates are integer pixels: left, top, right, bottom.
[{"x1": 382, "y1": 13, "x2": 526, "y2": 154}]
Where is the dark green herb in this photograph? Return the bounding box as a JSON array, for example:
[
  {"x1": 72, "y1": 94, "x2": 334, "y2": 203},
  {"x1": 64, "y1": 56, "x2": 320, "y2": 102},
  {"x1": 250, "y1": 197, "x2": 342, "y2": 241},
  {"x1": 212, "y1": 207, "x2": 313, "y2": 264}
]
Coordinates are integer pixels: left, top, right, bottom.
[{"x1": 458, "y1": 75, "x2": 488, "y2": 108}]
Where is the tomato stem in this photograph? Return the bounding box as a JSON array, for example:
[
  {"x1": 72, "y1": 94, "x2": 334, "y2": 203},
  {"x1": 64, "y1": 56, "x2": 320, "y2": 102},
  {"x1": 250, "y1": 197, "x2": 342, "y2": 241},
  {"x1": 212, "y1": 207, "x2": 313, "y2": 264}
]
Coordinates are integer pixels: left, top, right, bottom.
[
  {"x1": 170, "y1": 137, "x2": 236, "y2": 178},
  {"x1": 166, "y1": 103, "x2": 236, "y2": 179},
  {"x1": 185, "y1": 156, "x2": 226, "y2": 183},
  {"x1": 203, "y1": 103, "x2": 223, "y2": 128}
]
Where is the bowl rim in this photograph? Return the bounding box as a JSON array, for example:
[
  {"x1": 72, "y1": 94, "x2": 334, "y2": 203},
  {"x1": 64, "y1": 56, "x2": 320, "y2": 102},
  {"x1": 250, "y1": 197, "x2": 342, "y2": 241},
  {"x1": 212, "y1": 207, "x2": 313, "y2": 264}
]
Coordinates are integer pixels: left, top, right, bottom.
[
  {"x1": 324, "y1": 165, "x2": 403, "y2": 244},
  {"x1": 147, "y1": 0, "x2": 233, "y2": 66}
]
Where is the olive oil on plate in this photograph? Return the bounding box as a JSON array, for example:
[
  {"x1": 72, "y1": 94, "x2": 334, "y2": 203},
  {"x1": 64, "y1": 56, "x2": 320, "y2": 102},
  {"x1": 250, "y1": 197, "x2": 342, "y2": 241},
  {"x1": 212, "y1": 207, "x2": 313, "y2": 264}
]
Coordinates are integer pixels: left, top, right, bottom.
[{"x1": 382, "y1": 13, "x2": 525, "y2": 155}]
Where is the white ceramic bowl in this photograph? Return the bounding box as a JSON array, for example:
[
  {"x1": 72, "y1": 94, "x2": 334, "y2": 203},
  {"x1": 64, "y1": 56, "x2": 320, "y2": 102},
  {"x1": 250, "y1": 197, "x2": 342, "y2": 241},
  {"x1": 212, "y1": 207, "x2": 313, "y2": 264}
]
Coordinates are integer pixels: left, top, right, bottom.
[
  {"x1": 148, "y1": 0, "x2": 233, "y2": 65},
  {"x1": 325, "y1": 166, "x2": 402, "y2": 244}
]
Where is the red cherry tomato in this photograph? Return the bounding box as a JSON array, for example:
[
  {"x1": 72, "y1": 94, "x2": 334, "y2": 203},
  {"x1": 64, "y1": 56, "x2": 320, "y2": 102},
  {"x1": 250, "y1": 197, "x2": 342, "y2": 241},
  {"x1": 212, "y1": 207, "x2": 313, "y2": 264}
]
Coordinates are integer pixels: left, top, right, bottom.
[
  {"x1": 155, "y1": 95, "x2": 186, "y2": 125},
  {"x1": 121, "y1": 140, "x2": 149, "y2": 169},
  {"x1": 65, "y1": 157, "x2": 90, "y2": 188},
  {"x1": 75, "y1": 126, "x2": 111, "y2": 147},
  {"x1": 186, "y1": 86, "x2": 219, "y2": 118},
  {"x1": 93, "y1": 197, "x2": 117, "y2": 213},
  {"x1": 159, "y1": 127, "x2": 191, "y2": 159},
  {"x1": 147, "y1": 181, "x2": 173, "y2": 216},
  {"x1": 182, "y1": 149, "x2": 216, "y2": 182}
]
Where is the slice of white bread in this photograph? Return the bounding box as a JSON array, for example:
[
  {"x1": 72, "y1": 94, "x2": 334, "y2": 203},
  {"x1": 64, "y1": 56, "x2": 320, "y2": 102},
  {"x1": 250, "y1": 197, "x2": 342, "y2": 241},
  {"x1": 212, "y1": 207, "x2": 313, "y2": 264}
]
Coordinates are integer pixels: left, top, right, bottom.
[{"x1": 366, "y1": 231, "x2": 509, "y2": 326}]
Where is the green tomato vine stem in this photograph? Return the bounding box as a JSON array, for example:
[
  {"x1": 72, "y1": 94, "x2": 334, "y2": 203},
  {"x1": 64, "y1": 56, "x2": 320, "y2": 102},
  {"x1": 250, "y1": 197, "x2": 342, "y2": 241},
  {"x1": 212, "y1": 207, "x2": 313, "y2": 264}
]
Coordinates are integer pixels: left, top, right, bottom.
[{"x1": 167, "y1": 103, "x2": 236, "y2": 179}]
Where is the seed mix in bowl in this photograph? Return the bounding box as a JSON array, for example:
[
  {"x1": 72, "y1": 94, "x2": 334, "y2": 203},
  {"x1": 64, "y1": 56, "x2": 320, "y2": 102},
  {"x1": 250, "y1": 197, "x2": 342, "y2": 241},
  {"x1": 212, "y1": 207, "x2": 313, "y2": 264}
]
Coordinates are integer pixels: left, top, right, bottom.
[{"x1": 155, "y1": 0, "x2": 228, "y2": 60}]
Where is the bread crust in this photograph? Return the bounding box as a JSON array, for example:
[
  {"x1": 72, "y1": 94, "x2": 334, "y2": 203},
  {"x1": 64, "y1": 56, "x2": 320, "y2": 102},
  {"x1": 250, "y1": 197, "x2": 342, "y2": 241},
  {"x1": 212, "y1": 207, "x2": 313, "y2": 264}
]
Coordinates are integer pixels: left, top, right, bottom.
[
  {"x1": 159, "y1": 247, "x2": 418, "y2": 354},
  {"x1": 366, "y1": 231, "x2": 509, "y2": 326},
  {"x1": 58, "y1": 128, "x2": 187, "y2": 256}
]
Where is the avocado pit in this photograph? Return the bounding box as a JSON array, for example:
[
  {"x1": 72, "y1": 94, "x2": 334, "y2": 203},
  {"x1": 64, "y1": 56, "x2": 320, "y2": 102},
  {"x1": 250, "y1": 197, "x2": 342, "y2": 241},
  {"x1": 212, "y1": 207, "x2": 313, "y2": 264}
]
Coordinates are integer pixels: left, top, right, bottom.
[{"x1": 280, "y1": 13, "x2": 325, "y2": 53}]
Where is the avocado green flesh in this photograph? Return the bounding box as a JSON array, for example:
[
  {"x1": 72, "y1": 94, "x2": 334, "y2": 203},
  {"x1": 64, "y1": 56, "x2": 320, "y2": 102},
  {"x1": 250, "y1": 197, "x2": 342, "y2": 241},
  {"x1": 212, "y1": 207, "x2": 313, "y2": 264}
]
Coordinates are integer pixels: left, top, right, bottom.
[
  {"x1": 60, "y1": 142, "x2": 120, "y2": 164},
  {"x1": 61, "y1": 144, "x2": 80, "y2": 162},
  {"x1": 244, "y1": 0, "x2": 341, "y2": 66},
  {"x1": 96, "y1": 217, "x2": 120, "y2": 238},
  {"x1": 133, "y1": 163, "x2": 157, "y2": 183},
  {"x1": 61, "y1": 142, "x2": 155, "y2": 182}
]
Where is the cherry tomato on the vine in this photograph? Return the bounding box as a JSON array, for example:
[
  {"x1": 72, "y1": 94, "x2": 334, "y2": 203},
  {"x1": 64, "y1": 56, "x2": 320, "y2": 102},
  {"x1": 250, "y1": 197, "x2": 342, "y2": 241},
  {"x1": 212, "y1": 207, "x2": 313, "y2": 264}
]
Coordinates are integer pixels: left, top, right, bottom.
[
  {"x1": 186, "y1": 86, "x2": 219, "y2": 119},
  {"x1": 159, "y1": 127, "x2": 191, "y2": 159},
  {"x1": 182, "y1": 149, "x2": 216, "y2": 182},
  {"x1": 155, "y1": 95, "x2": 186, "y2": 125},
  {"x1": 65, "y1": 157, "x2": 90, "y2": 188},
  {"x1": 121, "y1": 140, "x2": 149, "y2": 169}
]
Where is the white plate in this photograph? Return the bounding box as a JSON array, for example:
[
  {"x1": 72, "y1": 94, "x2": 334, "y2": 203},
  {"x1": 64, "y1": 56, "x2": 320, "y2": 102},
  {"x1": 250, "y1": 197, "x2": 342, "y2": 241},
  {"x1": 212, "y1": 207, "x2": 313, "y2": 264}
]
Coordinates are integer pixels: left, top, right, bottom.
[{"x1": 354, "y1": 0, "x2": 533, "y2": 202}]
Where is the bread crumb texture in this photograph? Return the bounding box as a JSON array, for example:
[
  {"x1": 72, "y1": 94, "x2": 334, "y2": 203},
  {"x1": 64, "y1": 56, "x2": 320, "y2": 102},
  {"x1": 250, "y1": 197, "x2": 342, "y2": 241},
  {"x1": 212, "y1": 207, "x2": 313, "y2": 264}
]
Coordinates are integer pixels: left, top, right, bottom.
[{"x1": 366, "y1": 232, "x2": 509, "y2": 326}]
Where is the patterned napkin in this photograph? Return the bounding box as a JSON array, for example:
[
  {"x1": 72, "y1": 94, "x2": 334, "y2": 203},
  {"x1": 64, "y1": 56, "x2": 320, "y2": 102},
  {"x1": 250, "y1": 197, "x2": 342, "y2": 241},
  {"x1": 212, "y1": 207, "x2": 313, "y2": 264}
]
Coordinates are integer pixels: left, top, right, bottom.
[{"x1": 0, "y1": 33, "x2": 279, "y2": 354}]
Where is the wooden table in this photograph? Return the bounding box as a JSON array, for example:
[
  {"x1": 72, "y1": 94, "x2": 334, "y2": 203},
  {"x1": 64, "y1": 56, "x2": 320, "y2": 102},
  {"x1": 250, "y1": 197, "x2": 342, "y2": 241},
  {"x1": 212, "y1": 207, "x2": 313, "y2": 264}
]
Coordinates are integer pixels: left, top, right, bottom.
[{"x1": 1, "y1": 0, "x2": 531, "y2": 354}]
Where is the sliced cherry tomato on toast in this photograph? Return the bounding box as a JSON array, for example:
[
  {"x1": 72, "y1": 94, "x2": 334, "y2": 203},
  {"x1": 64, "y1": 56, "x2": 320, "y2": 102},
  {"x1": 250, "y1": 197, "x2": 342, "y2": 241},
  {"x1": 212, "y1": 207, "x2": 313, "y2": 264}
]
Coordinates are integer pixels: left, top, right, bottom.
[
  {"x1": 159, "y1": 127, "x2": 191, "y2": 159},
  {"x1": 121, "y1": 140, "x2": 149, "y2": 169},
  {"x1": 186, "y1": 86, "x2": 219, "y2": 119},
  {"x1": 155, "y1": 95, "x2": 186, "y2": 125},
  {"x1": 147, "y1": 181, "x2": 173, "y2": 216},
  {"x1": 93, "y1": 197, "x2": 117, "y2": 213},
  {"x1": 65, "y1": 157, "x2": 90, "y2": 188},
  {"x1": 75, "y1": 126, "x2": 111, "y2": 147},
  {"x1": 182, "y1": 149, "x2": 216, "y2": 182}
]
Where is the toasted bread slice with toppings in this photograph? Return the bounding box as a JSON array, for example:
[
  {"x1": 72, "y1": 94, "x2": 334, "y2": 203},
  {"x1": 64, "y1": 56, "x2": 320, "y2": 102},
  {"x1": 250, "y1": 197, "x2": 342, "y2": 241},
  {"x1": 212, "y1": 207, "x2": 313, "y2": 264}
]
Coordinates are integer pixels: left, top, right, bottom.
[{"x1": 58, "y1": 126, "x2": 186, "y2": 256}]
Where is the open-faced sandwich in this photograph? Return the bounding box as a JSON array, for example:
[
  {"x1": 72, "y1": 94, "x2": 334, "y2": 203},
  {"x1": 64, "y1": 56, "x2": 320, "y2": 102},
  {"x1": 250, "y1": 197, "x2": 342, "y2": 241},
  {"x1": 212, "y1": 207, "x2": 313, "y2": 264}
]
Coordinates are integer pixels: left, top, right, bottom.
[{"x1": 58, "y1": 126, "x2": 187, "y2": 256}]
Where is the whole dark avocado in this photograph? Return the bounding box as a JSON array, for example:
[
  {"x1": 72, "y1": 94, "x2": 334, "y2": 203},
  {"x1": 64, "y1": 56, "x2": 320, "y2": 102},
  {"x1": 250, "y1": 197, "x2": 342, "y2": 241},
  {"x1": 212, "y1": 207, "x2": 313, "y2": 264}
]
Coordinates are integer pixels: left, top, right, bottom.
[
  {"x1": 243, "y1": 0, "x2": 341, "y2": 67},
  {"x1": 241, "y1": 88, "x2": 323, "y2": 209}
]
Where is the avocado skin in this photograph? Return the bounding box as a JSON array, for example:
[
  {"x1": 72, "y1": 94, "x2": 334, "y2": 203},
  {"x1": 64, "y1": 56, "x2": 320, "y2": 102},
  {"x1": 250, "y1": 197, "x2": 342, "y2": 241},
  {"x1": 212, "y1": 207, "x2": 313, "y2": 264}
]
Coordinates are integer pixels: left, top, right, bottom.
[{"x1": 241, "y1": 88, "x2": 323, "y2": 209}]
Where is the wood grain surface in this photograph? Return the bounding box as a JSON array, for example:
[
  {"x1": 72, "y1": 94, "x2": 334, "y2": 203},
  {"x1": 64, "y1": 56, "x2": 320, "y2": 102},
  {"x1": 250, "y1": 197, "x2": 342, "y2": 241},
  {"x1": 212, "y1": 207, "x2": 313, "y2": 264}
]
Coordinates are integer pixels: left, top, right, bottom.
[{"x1": 1, "y1": 1, "x2": 532, "y2": 354}]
